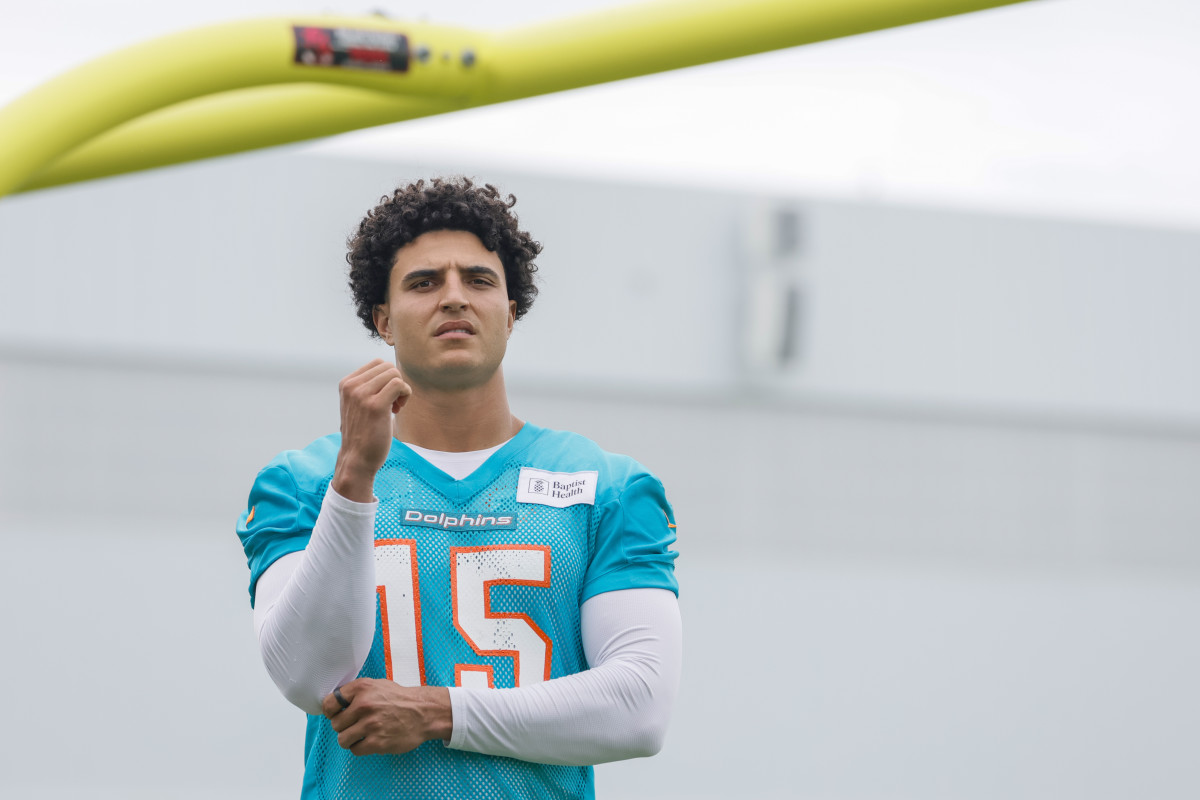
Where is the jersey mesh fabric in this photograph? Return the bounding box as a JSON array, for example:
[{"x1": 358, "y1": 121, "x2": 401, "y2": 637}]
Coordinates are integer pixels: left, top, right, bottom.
[{"x1": 237, "y1": 423, "x2": 679, "y2": 800}]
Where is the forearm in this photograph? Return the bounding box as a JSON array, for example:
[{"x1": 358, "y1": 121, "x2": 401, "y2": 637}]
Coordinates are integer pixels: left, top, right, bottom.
[
  {"x1": 253, "y1": 488, "x2": 378, "y2": 716},
  {"x1": 446, "y1": 588, "x2": 682, "y2": 765}
]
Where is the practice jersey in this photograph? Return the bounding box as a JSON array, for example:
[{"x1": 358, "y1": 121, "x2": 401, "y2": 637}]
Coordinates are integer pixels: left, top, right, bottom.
[{"x1": 236, "y1": 422, "x2": 679, "y2": 800}]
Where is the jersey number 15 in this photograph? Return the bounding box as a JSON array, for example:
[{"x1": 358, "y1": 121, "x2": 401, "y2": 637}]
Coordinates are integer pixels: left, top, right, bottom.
[{"x1": 374, "y1": 540, "x2": 553, "y2": 690}]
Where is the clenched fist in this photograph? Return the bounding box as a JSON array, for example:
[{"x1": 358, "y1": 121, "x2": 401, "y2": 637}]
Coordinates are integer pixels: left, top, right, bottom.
[{"x1": 331, "y1": 359, "x2": 411, "y2": 502}]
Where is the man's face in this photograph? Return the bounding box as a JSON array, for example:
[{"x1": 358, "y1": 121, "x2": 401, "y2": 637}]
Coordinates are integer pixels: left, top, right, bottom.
[{"x1": 373, "y1": 229, "x2": 517, "y2": 391}]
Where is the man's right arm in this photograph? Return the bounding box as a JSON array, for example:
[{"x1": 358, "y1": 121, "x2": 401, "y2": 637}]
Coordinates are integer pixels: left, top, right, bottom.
[
  {"x1": 253, "y1": 489, "x2": 378, "y2": 715},
  {"x1": 250, "y1": 360, "x2": 410, "y2": 715}
]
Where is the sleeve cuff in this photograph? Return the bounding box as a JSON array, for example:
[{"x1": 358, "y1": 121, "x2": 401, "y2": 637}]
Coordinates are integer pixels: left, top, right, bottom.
[
  {"x1": 323, "y1": 485, "x2": 379, "y2": 515},
  {"x1": 445, "y1": 687, "x2": 468, "y2": 749}
]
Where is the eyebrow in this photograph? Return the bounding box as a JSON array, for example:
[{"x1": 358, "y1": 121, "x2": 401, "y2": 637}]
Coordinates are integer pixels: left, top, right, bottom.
[
  {"x1": 462, "y1": 265, "x2": 502, "y2": 280},
  {"x1": 400, "y1": 264, "x2": 502, "y2": 283}
]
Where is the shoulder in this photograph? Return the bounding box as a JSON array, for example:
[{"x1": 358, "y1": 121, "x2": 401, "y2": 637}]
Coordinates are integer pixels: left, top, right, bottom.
[
  {"x1": 253, "y1": 433, "x2": 342, "y2": 495},
  {"x1": 521, "y1": 424, "x2": 661, "y2": 505},
  {"x1": 532, "y1": 426, "x2": 679, "y2": 601},
  {"x1": 238, "y1": 434, "x2": 341, "y2": 606}
]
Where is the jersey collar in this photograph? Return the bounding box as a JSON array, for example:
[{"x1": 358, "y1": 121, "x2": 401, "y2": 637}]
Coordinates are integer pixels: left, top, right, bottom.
[{"x1": 386, "y1": 421, "x2": 542, "y2": 502}]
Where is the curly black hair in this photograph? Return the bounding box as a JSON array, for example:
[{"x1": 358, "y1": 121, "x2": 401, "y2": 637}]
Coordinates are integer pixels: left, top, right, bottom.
[{"x1": 346, "y1": 177, "x2": 541, "y2": 337}]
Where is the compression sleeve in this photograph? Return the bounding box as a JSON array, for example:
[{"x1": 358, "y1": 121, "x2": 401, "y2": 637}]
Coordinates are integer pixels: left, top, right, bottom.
[
  {"x1": 252, "y1": 488, "x2": 377, "y2": 716},
  {"x1": 446, "y1": 587, "x2": 683, "y2": 765}
]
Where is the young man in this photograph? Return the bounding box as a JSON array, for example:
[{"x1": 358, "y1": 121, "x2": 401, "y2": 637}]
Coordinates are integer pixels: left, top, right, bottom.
[{"x1": 236, "y1": 178, "x2": 681, "y2": 799}]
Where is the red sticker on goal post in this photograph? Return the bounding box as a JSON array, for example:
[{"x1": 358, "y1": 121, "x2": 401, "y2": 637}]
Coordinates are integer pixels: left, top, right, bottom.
[{"x1": 292, "y1": 26, "x2": 409, "y2": 72}]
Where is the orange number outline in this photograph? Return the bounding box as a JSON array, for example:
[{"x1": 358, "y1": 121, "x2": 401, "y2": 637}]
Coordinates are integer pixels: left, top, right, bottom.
[
  {"x1": 374, "y1": 538, "x2": 426, "y2": 686},
  {"x1": 449, "y1": 544, "x2": 553, "y2": 687}
]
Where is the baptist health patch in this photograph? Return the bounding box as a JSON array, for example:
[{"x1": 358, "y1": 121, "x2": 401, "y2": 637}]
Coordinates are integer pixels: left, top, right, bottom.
[{"x1": 517, "y1": 468, "x2": 598, "y2": 508}]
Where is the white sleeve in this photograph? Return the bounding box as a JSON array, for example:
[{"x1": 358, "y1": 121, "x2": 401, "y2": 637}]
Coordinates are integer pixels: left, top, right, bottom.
[
  {"x1": 446, "y1": 587, "x2": 683, "y2": 765},
  {"x1": 252, "y1": 488, "x2": 378, "y2": 716}
]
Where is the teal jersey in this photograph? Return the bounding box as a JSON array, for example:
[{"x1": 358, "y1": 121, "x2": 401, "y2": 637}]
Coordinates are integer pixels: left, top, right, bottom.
[{"x1": 236, "y1": 422, "x2": 679, "y2": 800}]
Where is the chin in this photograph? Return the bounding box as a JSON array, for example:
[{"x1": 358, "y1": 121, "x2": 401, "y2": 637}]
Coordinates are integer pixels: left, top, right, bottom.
[{"x1": 410, "y1": 360, "x2": 500, "y2": 391}]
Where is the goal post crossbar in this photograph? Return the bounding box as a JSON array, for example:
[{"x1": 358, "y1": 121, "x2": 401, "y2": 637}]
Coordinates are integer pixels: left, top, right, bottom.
[{"x1": 0, "y1": 0, "x2": 1030, "y2": 199}]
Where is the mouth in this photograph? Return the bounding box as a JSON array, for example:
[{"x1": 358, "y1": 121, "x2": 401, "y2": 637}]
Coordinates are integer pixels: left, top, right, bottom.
[{"x1": 434, "y1": 320, "x2": 476, "y2": 338}]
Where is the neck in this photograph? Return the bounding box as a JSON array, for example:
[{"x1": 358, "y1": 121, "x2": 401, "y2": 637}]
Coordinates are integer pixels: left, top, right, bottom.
[{"x1": 393, "y1": 367, "x2": 522, "y2": 452}]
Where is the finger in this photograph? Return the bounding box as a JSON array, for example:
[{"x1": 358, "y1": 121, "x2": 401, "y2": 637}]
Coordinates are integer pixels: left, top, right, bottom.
[
  {"x1": 342, "y1": 359, "x2": 390, "y2": 385},
  {"x1": 321, "y1": 690, "x2": 350, "y2": 719},
  {"x1": 342, "y1": 677, "x2": 373, "y2": 693},
  {"x1": 343, "y1": 371, "x2": 403, "y2": 412},
  {"x1": 328, "y1": 706, "x2": 359, "y2": 733},
  {"x1": 354, "y1": 377, "x2": 409, "y2": 419},
  {"x1": 339, "y1": 677, "x2": 376, "y2": 706},
  {"x1": 383, "y1": 376, "x2": 412, "y2": 404},
  {"x1": 324, "y1": 680, "x2": 364, "y2": 723},
  {"x1": 330, "y1": 707, "x2": 361, "y2": 734},
  {"x1": 338, "y1": 721, "x2": 371, "y2": 749},
  {"x1": 356, "y1": 367, "x2": 406, "y2": 400},
  {"x1": 340, "y1": 359, "x2": 395, "y2": 394},
  {"x1": 321, "y1": 691, "x2": 342, "y2": 719}
]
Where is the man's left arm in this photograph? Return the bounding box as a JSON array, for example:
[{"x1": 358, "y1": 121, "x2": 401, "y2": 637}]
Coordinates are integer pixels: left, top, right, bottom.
[{"x1": 323, "y1": 586, "x2": 682, "y2": 764}]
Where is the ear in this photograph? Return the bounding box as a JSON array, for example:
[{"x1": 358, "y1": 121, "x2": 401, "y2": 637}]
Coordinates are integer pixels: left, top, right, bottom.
[
  {"x1": 373, "y1": 303, "x2": 394, "y2": 346},
  {"x1": 507, "y1": 300, "x2": 517, "y2": 337}
]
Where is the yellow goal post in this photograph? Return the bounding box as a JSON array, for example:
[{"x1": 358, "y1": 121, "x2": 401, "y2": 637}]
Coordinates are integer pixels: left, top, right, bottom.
[{"x1": 0, "y1": 0, "x2": 1030, "y2": 200}]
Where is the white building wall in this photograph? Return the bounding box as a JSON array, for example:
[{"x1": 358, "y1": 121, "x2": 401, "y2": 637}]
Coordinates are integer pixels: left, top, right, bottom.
[
  {"x1": 2, "y1": 150, "x2": 1198, "y2": 423},
  {"x1": 1, "y1": 153, "x2": 1198, "y2": 799}
]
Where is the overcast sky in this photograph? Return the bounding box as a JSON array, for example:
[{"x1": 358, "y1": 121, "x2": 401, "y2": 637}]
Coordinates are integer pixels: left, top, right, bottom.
[{"x1": 4, "y1": 0, "x2": 1200, "y2": 230}]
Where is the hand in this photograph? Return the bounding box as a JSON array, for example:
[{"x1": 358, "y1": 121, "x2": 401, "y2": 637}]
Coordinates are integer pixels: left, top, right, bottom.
[
  {"x1": 322, "y1": 678, "x2": 452, "y2": 756},
  {"x1": 332, "y1": 360, "x2": 411, "y2": 502}
]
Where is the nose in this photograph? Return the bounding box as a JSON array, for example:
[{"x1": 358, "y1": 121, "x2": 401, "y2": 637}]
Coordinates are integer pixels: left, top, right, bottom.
[{"x1": 440, "y1": 272, "x2": 469, "y2": 311}]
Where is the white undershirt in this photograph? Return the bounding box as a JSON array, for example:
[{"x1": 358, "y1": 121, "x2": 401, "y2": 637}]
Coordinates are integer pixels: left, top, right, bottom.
[
  {"x1": 403, "y1": 441, "x2": 504, "y2": 480},
  {"x1": 252, "y1": 445, "x2": 682, "y2": 765}
]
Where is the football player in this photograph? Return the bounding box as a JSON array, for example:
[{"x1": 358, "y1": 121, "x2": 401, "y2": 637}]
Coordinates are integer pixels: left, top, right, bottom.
[{"x1": 237, "y1": 177, "x2": 681, "y2": 799}]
